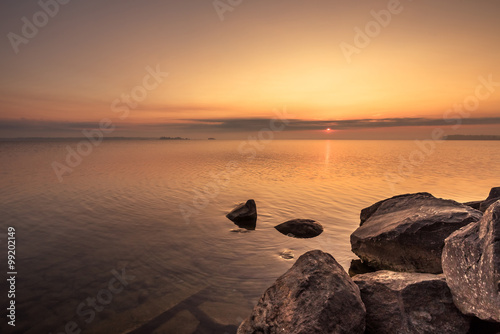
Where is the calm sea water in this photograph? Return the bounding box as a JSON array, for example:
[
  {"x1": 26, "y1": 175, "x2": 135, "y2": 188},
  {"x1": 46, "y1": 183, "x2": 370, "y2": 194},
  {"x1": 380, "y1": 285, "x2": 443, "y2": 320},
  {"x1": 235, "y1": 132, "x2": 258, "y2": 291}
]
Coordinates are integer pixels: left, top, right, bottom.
[{"x1": 1, "y1": 139, "x2": 499, "y2": 333}]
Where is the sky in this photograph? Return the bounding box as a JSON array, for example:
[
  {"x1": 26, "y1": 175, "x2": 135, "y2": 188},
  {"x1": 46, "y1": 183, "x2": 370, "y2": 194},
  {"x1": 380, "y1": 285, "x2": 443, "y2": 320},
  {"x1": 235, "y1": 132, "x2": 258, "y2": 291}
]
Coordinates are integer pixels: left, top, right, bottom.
[{"x1": 1, "y1": 0, "x2": 500, "y2": 139}]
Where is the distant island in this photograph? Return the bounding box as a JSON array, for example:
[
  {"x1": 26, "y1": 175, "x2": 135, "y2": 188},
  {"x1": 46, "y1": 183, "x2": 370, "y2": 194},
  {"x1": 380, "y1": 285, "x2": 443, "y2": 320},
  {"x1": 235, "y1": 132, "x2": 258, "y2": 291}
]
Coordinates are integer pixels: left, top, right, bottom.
[
  {"x1": 208, "y1": 138, "x2": 216, "y2": 140},
  {"x1": 159, "y1": 136, "x2": 190, "y2": 140},
  {"x1": 443, "y1": 135, "x2": 500, "y2": 141}
]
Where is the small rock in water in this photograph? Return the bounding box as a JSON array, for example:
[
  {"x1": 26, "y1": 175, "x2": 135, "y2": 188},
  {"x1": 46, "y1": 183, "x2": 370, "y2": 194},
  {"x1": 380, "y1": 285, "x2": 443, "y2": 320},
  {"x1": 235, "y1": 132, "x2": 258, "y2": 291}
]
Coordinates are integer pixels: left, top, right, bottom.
[
  {"x1": 226, "y1": 199, "x2": 257, "y2": 230},
  {"x1": 274, "y1": 219, "x2": 323, "y2": 238},
  {"x1": 279, "y1": 249, "x2": 294, "y2": 260},
  {"x1": 230, "y1": 228, "x2": 250, "y2": 233}
]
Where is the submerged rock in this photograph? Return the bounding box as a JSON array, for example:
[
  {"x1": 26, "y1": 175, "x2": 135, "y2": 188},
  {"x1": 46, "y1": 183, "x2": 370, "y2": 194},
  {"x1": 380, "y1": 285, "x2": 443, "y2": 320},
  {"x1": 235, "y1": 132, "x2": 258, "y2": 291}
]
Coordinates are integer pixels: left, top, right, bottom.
[
  {"x1": 353, "y1": 271, "x2": 470, "y2": 334},
  {"x1": 274, "y1": 219, "x2": 323, "y2": 238},
  {"x1": 442, "y1": 200, "x2": 500, "y2": 323},
  {"x1": 279, "y1": 249, "x2": 294, "y2": 260},
  {"x1": 237, "y1": 250, "x2": 366, "y2": 334},
  {"x1": 351, "y1": 193, "x2": 482, "y2": 273},
  {"x1": 226, "y1": 200, "x2": 257, "y2": 230}
]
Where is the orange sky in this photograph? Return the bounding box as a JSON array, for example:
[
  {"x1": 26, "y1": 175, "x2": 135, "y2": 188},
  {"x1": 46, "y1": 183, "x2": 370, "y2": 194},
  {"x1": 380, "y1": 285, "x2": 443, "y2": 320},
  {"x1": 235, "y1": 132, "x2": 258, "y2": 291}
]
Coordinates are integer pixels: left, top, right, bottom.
[{"x1": 1, "y1": 0, "x2": 499, "y2": 139}]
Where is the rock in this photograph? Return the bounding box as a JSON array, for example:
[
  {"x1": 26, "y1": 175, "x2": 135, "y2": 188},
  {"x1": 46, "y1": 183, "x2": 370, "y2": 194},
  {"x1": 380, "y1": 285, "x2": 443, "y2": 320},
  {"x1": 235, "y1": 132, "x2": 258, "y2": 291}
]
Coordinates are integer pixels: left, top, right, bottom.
[
  {"x1": 274, "y1": 219, "x2": 323, "y2": 238},
  {"x1": 479, "y1": 187, "x2": 500, "y2": 212},
  {"x1": 351, "y1": 193, "x2": 482, "y2": 273},
  {"x1": 348, "y1": 259, "x2": 376, "y2": 277},
  {"x1": 442, "y1": 200, "x2": 500, "y2": 322},
  {"x1": 230, "y1": 228, "x2": 250, "y2": 233},
  {"x1": 226, "y1": 200, "x2": 257, "y2": 230},
  {"x1": 359, "y1": 193, "x2": 432, "y2": 226},
  {"x1": 463, "y1": 187, "x2": 500, "y2": 213},
  {"x1": 138, "y1": 290, "x2": 149, "y2": 304},
  {"x1": 463, "y1": 200, "x2": 483, "y2": 211},
  {"x1": 353, "y1": 271, "x2": 470, "y2": 334},
  {"x1": 237, "y1": 250, "x2": 366, "y2": 334}
]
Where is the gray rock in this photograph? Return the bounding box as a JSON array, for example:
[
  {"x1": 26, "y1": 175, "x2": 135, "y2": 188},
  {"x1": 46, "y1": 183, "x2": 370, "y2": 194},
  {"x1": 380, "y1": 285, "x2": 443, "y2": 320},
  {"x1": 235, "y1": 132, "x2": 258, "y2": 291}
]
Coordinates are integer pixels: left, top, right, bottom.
[
  {"x1": 359, "y1": 193, "x2": 432, "y2": 226},
  {"x1": 274, "y1": 219, "x2": 323, "y2": 238},
  {"x1": 442, "y1": 200, "x2": 500, "y2": 323},
  {"x1": 237, "y1": 250, "x2": 366, "y2": 334},
  {"x1": 351, "y1": 193, "x2": 482, "y2": 273},
  {"x1": 353, "y1": 271, "x2": 470, "y2": 334},
  {"x1": 226, "y1": 200, "x2": 257, "y2": 230},
  {"x1": 479, "y1": 187, "x2": 500, "y2": 212}
]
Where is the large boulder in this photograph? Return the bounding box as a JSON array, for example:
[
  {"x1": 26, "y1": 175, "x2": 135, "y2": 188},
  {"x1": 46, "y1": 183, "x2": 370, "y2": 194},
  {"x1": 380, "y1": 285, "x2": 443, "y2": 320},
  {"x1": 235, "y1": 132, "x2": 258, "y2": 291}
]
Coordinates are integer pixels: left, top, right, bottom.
[
  {"x1": 237, "y1": 250, "x2": 366, "y2": 334},
  {"x1": 351, "y1": 193, "x2": 482, "y2": 273},
  {"x1": 442, "y1": 200, "x2": 500, "y2": 323},
  {"x1": 359, "y1": 193, "x2": 431, "y2": 226},
  {"x1": 226, "y1": 200, "x2": 257, "y2": 230},
  {"x1": 480, "y1": 187, "x2": 500, "y2": 212},
  {"x1": 353, "y1": 271, "x2": 470, "y2": 334},
  {"x1": 274, "y1": 219, "x2": 323, "y2": 238}
]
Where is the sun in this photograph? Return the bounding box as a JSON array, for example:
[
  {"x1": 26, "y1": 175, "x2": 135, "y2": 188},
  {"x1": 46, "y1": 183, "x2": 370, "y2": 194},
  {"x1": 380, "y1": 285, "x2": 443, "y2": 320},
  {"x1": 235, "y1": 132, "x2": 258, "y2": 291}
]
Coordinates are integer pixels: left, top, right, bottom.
[{"x1": 326, "y1": 128, "x2": 331, "y2": 131}]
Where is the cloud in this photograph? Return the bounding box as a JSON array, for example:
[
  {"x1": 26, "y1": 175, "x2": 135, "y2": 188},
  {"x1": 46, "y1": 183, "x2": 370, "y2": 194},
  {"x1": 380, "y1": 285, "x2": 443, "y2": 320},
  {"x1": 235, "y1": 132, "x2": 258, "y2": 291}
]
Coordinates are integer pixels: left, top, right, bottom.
[
  {"x1": 161, "y1": 116, "x2": 500, "y2": 132},
  {"x1": 1, "y1": 116, "x2": 500, "y2": 136}
]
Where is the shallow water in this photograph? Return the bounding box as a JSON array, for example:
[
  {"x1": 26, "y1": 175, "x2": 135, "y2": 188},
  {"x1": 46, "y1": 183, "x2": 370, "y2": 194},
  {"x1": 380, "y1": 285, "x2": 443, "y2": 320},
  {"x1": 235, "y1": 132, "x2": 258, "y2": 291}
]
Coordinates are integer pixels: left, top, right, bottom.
[{"x1": 0, "y1": 139, "x2": 499, "y2": 333}]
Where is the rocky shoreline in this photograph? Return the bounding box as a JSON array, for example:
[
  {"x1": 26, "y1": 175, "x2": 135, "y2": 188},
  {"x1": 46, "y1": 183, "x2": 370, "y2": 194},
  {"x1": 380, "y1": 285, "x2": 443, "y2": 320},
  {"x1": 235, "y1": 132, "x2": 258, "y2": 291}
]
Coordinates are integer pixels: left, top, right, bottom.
[{"x1": 236, "y1": 187, "x2": 500, "y2": 334}]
